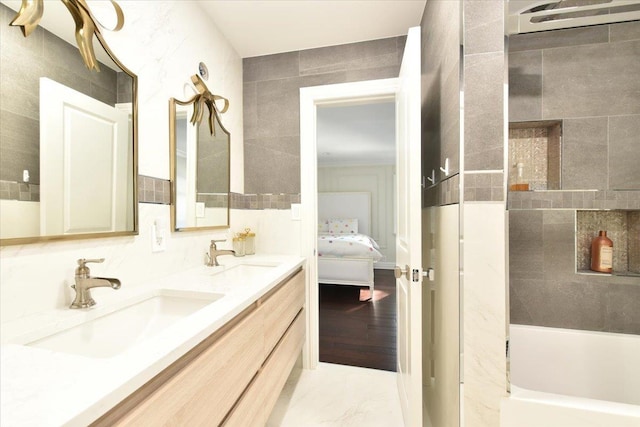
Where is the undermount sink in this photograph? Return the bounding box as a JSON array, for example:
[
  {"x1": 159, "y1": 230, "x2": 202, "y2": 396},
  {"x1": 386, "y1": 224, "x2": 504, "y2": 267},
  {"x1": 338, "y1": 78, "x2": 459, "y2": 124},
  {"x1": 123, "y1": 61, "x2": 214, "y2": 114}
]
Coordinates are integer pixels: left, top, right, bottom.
[{"x1": 27, "y1": 290, "x2": 223, "y2": 358}]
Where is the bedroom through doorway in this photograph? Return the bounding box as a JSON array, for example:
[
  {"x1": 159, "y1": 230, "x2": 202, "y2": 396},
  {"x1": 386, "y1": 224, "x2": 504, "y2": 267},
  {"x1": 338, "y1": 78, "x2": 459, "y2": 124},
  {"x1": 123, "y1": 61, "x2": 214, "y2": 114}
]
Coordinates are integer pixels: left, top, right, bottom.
[{"x1": 315, "y1": 99, "x2": 398, "y2": 372}]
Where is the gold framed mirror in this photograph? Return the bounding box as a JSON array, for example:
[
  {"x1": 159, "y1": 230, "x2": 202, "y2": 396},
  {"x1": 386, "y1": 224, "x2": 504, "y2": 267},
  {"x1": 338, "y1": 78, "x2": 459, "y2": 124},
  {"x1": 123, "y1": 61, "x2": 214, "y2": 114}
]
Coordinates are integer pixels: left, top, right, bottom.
[
  {"x1": 170, "y1": 96, "x2": 230, "y2": 232},
  {"x1": 0, "y1": 1, "x2": 138, "y2": 245}
]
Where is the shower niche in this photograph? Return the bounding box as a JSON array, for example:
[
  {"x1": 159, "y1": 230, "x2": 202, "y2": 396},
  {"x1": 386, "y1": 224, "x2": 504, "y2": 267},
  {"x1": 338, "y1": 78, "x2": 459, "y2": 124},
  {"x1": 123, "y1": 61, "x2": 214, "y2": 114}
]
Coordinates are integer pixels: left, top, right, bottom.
[
  {"x1": 576, "y1": 210, "x2": 640, "y2": 277},
  {"x1": 508, "y1": 121, "x2": 562, "y2": 192}
]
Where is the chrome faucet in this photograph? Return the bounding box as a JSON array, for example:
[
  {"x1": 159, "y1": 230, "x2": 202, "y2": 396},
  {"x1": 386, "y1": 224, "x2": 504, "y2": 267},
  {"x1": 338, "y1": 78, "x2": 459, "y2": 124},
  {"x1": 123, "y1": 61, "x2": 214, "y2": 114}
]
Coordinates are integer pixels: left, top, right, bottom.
[
  {"x1": 205, "y1": 239, "x2": 235, "y2": 267},
  {"x1": 70, "y1": 258, "x2": 121, "y2": 308}
]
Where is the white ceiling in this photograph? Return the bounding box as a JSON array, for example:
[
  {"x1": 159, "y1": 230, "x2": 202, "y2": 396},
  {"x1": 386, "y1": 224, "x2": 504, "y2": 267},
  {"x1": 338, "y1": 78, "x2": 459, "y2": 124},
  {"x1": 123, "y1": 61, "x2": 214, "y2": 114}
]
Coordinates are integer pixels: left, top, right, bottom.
[
  {"x1": 317, "y1": 101, "x2": 396, "y2": 167},
  {"x1": 199, "y1": 0, "x2": 426, "y2": 58}
]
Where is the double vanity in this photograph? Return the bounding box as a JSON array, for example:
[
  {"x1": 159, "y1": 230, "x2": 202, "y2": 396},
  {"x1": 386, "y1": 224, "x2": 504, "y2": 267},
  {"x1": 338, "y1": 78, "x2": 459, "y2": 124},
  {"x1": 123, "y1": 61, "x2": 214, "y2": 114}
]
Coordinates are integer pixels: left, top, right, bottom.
[
  {"x1": 1, "y1": 2, "x2": 305, "y2": 425},
  {"x1": 1, "y1": 255, "x2": 305, "y2": 426}
]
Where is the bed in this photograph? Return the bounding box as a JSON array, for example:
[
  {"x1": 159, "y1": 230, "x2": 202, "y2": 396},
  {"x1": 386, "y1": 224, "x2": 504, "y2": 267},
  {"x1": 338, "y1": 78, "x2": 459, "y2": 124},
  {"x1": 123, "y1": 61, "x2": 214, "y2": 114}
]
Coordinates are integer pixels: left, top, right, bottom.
[{"x1": 317, "y1": 192, "x2": 383, "y2": 297}]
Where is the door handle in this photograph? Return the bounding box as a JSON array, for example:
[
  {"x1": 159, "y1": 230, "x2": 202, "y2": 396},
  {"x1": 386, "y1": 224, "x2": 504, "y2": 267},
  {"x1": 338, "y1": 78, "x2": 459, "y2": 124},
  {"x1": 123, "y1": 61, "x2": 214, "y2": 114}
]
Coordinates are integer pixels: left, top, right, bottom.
[{"x1": 394, "y1": 264, "x2": 410, "y2": 280}]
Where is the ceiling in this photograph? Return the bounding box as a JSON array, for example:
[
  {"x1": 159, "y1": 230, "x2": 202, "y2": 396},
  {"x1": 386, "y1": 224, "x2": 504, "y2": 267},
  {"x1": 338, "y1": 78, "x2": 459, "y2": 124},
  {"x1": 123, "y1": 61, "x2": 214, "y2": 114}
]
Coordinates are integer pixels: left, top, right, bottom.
[
  {"x1": 317, "y1": 101, "x2": 396, "y2": 167},
  {"x1": 199, "y1": 0, "x2": 427, "y2": 58}
]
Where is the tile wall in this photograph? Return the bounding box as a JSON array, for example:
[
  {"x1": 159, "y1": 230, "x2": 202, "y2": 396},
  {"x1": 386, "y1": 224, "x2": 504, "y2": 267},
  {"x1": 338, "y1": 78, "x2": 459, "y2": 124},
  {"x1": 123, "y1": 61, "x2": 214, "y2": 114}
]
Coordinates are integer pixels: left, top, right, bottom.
[
  {"x1": 508, "y1": 21, "x2": 640, "y2": 336},
  {"x1": 509, "y1": 210, "x2": 640, "y2": 334},
  {"x1": 243, "y1": 37, "x2": 406, "y2": 195},
  {"x1": 509, "y1": 21, "x2": 640, "y2": 190}
]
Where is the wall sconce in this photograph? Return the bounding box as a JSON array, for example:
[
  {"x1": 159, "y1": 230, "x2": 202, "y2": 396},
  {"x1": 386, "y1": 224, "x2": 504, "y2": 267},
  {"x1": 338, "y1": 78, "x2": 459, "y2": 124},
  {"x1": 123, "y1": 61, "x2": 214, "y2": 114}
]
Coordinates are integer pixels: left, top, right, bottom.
[{"x1": 9, "y1": 0, "x2": 124, "y2": 72}]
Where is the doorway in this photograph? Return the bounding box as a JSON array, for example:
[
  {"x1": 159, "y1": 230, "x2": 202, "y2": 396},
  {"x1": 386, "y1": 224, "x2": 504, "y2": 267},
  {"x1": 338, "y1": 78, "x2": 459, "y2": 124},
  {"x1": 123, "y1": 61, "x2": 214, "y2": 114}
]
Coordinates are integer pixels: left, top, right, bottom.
[
  {"x1": 315, "y1": 100, "x2": 397, "y2": 371},
  {"x1": 299, "y1": 78, "x2": 399, "y2": 370}
]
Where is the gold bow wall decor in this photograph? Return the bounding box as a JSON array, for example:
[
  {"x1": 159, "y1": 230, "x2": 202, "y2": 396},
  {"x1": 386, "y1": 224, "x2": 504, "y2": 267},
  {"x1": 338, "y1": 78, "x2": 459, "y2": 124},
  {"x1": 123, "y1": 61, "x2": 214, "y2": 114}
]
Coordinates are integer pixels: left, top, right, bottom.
[
  {"x1": 9, "y1": 0, "x2": 124, "y2": 72},
  {"x1": 189, "y1": 74, "x2": 230, "y2": 136}
]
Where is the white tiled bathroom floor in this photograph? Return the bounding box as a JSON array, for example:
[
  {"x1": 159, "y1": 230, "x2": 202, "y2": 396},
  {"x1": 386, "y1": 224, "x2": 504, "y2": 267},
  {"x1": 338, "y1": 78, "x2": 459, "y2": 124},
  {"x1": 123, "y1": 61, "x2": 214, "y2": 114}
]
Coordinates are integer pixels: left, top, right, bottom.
[{"x1": 267, "y1": 362, "x2": 404, "y2": 427}]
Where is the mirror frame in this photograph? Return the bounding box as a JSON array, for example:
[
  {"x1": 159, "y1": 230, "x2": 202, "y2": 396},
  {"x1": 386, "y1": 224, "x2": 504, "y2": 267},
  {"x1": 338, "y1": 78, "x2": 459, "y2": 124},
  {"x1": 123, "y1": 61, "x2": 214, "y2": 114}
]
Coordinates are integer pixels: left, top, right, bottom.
[
  {"x1": 169, "y1": 97, "x2": 230, "y2": 233},
  {"x1": 0, "y1": 29, "x2": 139, "y2": 246}
]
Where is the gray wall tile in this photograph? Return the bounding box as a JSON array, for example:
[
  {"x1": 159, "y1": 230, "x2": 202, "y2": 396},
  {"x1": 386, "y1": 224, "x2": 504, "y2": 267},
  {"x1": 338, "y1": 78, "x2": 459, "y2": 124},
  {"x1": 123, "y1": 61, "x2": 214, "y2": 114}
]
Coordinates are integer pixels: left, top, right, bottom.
[
  {"x1": 243, "y1": 36, "x2": 404, "y2": 194},
  {"x1": 243, "y1": 51, "x2": 299, "y2": 83},
  {"x1": 509, "y1": 25, "x2": 608, "y2": 52},
  {"x1": 464, "y1": 0, "x2": 504, "y2": 55},
  {"x1": 562, "y1": 118, "x2": 608, "y2": 190},
  {"x1": 421, "y1": 0, "x2": 462, "y2": 207},
  {"x1": 609, "y1": 20, "x2": 640, "y2": 42},
  {"x1": 609, "y1": 115, "x2": 640, "y2": 190},
  {"x1": 542, "y1": 40, "x2": 640, "y2": 119},
  {"x1": 243, "y1": 82, "x2": 257, "y2": 140},
  {"x1": 464, "y1": 52, "x2": 505, "y2": 170},
  {"x1": 299, "y1": 38, "x2": 398, "y2": 76},
  {"x1": 255, "y1": 78, "x2": 302, "y2": 139},
  {"x1": 606, "y1": 284, "x2": 640, "y2": 334},
  {"x1": 508, "y1": 50, "x2": 543, "y2": 122}
]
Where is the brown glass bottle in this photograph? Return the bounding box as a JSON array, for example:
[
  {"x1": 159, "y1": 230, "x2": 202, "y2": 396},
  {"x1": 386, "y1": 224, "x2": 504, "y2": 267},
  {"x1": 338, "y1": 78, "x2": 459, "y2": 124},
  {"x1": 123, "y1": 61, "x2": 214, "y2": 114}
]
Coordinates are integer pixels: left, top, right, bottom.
[{"x1": 590, "y1": 230, "x2": 613, "y2": 273}]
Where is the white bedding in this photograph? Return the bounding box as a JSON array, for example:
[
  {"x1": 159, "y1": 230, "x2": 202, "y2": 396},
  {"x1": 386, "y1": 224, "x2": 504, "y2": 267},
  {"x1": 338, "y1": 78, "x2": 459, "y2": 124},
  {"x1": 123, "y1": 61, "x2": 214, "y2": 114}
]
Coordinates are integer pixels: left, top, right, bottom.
[{"x1": 317, "y1": 233, "x2": 383, "y2": 261}]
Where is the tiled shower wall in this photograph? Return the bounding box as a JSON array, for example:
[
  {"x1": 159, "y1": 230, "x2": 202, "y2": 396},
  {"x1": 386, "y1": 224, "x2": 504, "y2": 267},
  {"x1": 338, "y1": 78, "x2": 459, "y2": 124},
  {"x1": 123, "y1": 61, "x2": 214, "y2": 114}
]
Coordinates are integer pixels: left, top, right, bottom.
[
  {"x1": 509, "y1": 21, "x2": 640, "y2": 190},
  {"x1": 509, "y1": 210, "x2": 640, "y2": 335},
  {"x1": 243, "y1": 36, "x2": 406, "y2": 195},
  {"x1": 508, "y1": 21, "x2": 640, "y2": 335}
]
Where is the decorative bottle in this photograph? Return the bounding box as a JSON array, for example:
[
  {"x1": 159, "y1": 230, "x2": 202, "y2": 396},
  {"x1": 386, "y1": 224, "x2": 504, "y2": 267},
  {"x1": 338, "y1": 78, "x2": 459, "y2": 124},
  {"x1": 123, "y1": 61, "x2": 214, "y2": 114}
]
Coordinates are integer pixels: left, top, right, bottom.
[{"x1": 590, "y1": 230, "x2": 613, "y2": 273}]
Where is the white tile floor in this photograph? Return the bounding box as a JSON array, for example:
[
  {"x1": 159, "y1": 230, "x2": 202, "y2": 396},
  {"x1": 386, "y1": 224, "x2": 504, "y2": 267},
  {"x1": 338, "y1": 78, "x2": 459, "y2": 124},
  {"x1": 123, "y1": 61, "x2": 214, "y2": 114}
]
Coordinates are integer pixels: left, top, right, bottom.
[{"x1": 267, "y1": 362, "x2": 404, "y2": 427}]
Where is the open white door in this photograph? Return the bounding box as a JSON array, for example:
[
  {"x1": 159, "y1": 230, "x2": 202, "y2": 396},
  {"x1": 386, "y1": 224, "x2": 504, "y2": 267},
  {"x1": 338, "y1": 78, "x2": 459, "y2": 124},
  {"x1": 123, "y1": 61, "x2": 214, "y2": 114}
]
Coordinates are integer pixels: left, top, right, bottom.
[
  {"x1": 40, "y1": 78, "x2": 129, "y2": 235},
  {"x1": 395, "y1": 26, "x2": 423, "y2": 426}
]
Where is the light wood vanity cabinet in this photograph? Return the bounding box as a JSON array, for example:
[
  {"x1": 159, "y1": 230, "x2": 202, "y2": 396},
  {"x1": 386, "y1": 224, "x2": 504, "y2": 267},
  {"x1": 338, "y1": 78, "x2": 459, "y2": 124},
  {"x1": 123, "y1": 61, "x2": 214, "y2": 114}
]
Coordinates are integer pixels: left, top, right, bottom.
[{"x1": 94, "y1": 269, "x2": 305, "y2": 427}]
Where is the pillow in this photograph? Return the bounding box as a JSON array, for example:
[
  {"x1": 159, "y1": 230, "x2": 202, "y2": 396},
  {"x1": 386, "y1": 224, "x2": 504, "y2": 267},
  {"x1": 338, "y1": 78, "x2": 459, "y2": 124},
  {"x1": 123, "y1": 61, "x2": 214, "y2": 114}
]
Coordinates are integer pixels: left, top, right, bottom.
[
  {"x1": 318, "y1": 219, "x2": 329, "y2": 233},
  {"x1": 328, "y1": 218, "x2": 358, "y2": 234}
]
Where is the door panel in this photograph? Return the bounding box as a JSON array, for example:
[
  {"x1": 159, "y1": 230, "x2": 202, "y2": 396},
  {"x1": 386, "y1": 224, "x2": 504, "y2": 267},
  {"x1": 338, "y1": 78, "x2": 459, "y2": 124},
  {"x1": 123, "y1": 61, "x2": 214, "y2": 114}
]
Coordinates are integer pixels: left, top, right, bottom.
[
  {"x1": 423, "y1": 205, "x2": 460, "y2": 427},
  {"x1": 395, "y1": 26, "x2": 422, "y2": 426},
  {"x1": 40, "y1": 78, "x2": 129, "y2": 235}
]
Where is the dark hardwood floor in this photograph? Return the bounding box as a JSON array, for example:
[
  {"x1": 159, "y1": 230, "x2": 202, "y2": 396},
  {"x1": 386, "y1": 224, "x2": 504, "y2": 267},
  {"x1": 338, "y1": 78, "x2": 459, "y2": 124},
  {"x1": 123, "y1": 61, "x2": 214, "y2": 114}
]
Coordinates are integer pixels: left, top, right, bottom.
[{"x1": 319, "y1": 269, "x2": 397, "y2": 372}]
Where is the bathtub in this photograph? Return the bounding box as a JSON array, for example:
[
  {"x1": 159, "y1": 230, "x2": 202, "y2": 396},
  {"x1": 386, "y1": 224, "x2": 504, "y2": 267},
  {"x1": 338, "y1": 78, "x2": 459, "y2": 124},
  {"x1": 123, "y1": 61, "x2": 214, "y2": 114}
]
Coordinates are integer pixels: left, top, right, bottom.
[{"x1": 501, "y1": 324, "x2": 640, "y2": 427}]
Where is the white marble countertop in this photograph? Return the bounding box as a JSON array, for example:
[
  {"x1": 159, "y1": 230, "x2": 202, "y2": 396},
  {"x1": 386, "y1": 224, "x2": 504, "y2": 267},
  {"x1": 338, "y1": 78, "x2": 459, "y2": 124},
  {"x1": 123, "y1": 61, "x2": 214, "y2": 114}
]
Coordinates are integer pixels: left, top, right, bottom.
[{"x1": 0, "y1": 255, "x2": 305, "y2": 427}]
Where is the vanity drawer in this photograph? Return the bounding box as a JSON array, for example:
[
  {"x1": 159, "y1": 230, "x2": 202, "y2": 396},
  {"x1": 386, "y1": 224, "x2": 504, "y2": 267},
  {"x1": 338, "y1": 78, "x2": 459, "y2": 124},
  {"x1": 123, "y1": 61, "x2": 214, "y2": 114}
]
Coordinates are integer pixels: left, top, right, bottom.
[
  {"x1": 260, "y1": 270, "x2": 305, "y2": 358},
  {"x1": 223, "y1": 310, "x2": 305, "y2": 427},
  {"x1": 93, "y1": 268, "x2": 306, "y2": 427},
  {"x1": 110, "y1": 306, "x2": 265, "y2": 426}
]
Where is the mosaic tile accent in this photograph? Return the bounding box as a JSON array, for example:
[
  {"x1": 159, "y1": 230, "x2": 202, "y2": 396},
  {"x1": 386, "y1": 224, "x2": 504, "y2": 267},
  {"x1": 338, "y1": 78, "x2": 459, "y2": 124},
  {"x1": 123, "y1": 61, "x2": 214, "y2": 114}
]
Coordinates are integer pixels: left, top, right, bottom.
[
  {"x1": 230, "y1": 192, "x2": 300, "y2": 210},
  {"x1": 629, "y1": 211, "x2": 640, "y2": 274},
  {"x1": 508, "y1": 190, "x2": 640, "y2": 210},
  {"x1": 0, "y1": 180, "x2": 39, "y2": 202},
  {"x1": 508, "y1": 122, "x2": 561, "y2": 191},
  {"x1": 464, "y1": 171, "x2": 504, "y2": 202},
  {"x1": 138, "y1": 175, "x2": 170, "y2": 205},
  {"x1": 576, "y1": 210, "x2": 633, "y2": 274}
]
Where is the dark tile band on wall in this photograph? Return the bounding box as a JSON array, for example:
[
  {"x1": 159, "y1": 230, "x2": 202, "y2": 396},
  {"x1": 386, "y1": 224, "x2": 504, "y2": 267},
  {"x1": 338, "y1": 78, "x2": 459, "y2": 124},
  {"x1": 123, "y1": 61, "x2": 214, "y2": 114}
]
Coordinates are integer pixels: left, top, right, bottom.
[
  {"x1": 464, "y1": 171, "x2": 504, "y2": 202},
  {"x1": 508, "y1": 190, "x2": 640, "y2": 210},
  {"x1": 230, "y1": 192, "x2": 300, "y2": 210},
  {"x1": 424, "y1": 174, "x2": 460, "y2": 207},
  {"x1": 138, "y1": 175, "x2": 171, "y2": 205},
  {"x1": 0, "y1": 180, "x2": 40, "y2": 202}
]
